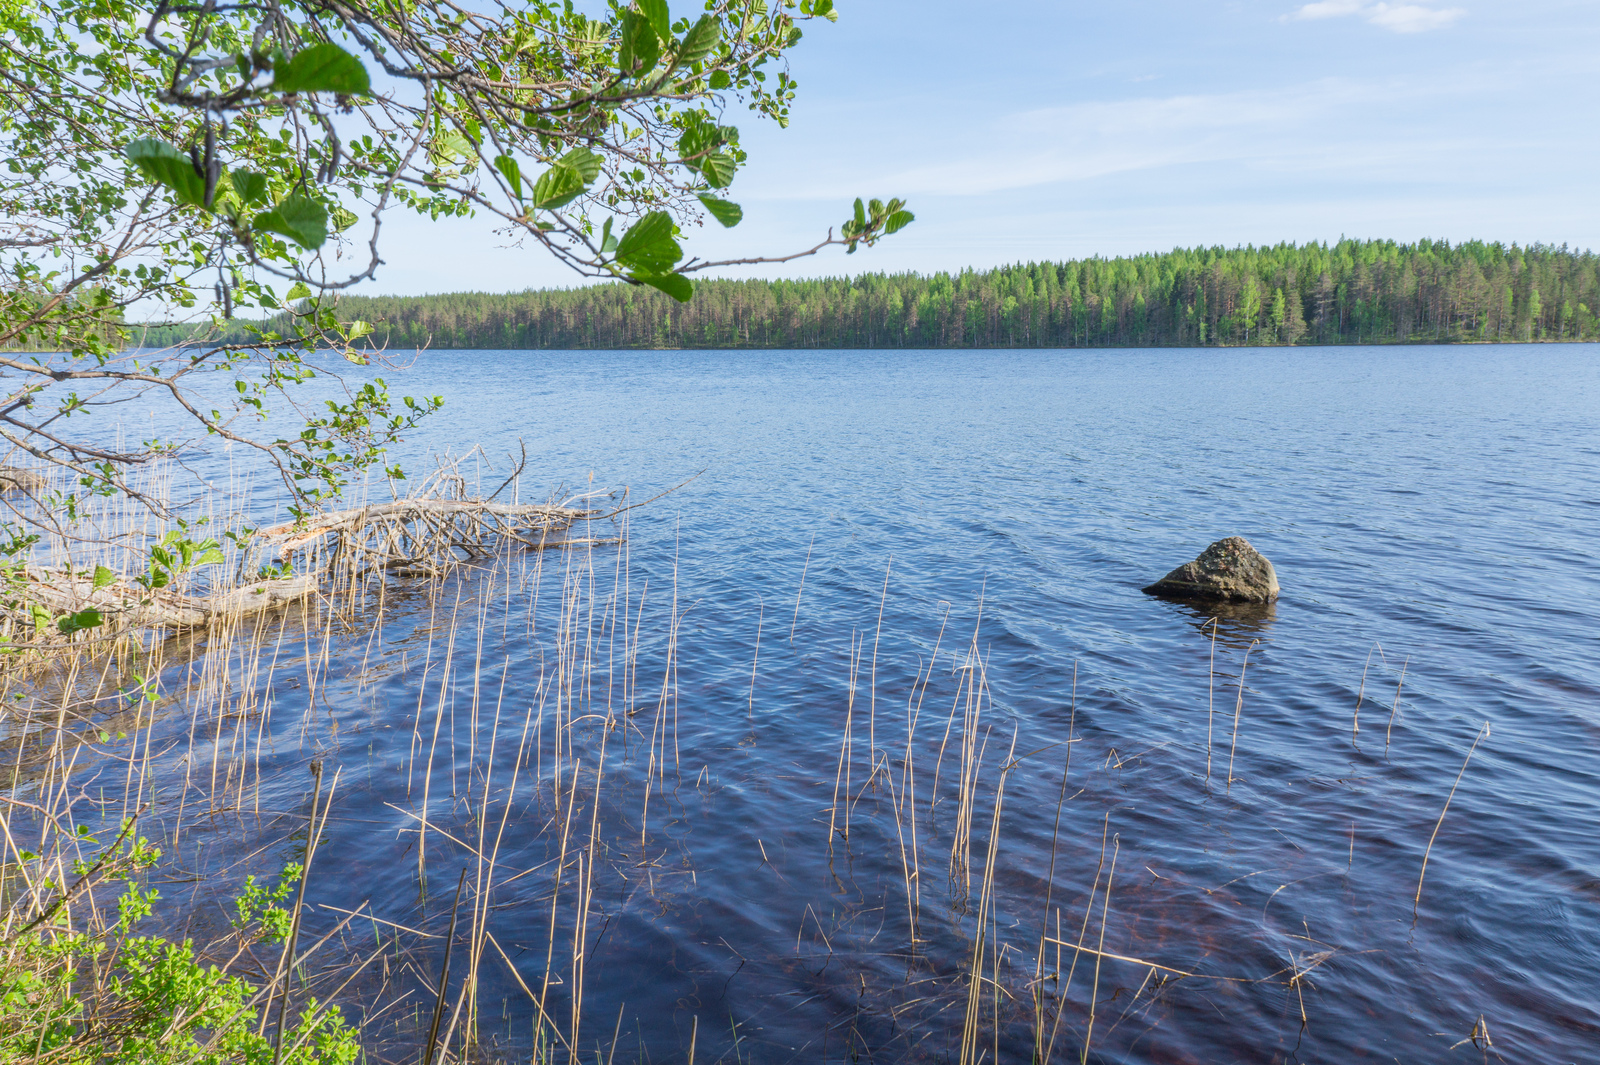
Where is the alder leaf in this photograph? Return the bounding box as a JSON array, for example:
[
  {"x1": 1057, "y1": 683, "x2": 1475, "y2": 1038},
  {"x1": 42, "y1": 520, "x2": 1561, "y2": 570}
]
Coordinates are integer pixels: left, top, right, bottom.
[
  {"x1": 273, "y1": 43, "x2": 371, "y2": 95},
  {"x1": 253, "y1": 194, "x2": 329, "y2": 249},
  {"x1": 697, "y1": 195, "x2": 742, "y2": 227}
]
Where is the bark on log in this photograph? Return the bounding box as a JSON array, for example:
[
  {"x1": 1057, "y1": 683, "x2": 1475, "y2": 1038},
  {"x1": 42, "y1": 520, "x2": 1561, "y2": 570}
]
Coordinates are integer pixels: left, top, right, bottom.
[
  {"x1": 22, "y1": 567, "x2": 317, "y2": 631},
  {"x1": 0, "y1": 467, "x2": 49, "y2": 494}
]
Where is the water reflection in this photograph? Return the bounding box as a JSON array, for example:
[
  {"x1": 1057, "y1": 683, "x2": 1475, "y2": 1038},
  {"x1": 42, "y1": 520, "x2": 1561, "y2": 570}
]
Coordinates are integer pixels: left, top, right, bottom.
[{"x1": 1160, "y1": 595, "x2": 1279, "y2": 641}]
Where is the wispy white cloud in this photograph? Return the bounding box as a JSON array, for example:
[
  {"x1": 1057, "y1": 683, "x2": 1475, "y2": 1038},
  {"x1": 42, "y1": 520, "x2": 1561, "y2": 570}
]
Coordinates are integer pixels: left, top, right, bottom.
[
  {"x1": 1294, "y1": 0, "x2": 1369, "y2": 18},
  {"x1": 1288, "y1": 1, "x2": 1465, "y2": 33},
  {"x1": 755, "y1": 76, "x2": 1485, "y2": 201},
  {"x1": 1365, "y1": 4, "x2": 1466, "y2": 32}
]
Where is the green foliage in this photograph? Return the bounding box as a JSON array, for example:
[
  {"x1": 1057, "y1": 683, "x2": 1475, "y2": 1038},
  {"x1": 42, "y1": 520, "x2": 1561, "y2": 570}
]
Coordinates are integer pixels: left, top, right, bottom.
[
  {"x1": 138, "y1": 529, "x2": 226, "y2": 592},
  {"x1": 232, "y1": 865, "x2": 302, "y2": 946},
  {"x1": 841, "y1": 198, "x2": 913, "y2": 253},
  {"x1": 0, "y1": 837, "x2": 355, "y2": 1065},
  {"x1": 54, "y1": 608, "x2": 102, "y2": 636}
]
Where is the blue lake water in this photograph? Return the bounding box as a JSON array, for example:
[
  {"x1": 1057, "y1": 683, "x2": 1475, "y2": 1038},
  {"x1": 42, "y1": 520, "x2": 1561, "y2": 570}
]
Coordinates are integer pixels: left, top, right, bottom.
[{"x1": 126, "y1": 343, "x2": 1600, "y2": 1062}]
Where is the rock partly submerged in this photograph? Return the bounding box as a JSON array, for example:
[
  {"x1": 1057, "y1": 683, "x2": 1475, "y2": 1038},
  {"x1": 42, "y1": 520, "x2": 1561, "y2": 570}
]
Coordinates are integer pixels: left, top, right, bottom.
[{"x1": 1142, "y1": 536, "x2": 1279, "y2": 604}]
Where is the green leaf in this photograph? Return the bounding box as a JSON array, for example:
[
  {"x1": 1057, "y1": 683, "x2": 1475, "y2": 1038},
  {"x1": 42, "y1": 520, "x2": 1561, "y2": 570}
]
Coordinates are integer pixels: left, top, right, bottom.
[
  {"x1": 57, "y1": 608, "x2": 103, "y2": 635},
  {"x1": 560, "y1": 147, "x2": 602, "y2": 184},
  {"x1": 286, "y1": 281, "x2": 313, "y2": 301},
  {"x1": 429, "y1": 130, "x2": 472, "y2": 166},
  {"x1": 708, "y1": 69, "x2": 731, "y2": 89},
  {"x1": 273, "y1": 43, "x2": 371, "y2": 95},
  {"x1": 530, "y1": 148, "x2": 602, "y2": 210},
  {"x1": 125, "y1": 139, "x2": 205, "y2": 208},
  {"x1": 493, "y1": 154, "x2": 522, "y2": 200},
  {"x1": 230, "y1": 170, "x2": 268, "y2": 206},
  {"x1": 92, "y1": 564, "x2": 116, "y2": 590},
  {"x1": 700, "y1": 151, "x2": 736, "y2": 189},
  {"x1": 531, "y1": 167, "x2": 585, "y2": 211},
  {"x1": 330, "y1": 206, "x2": 359, "y2": 232},
  {"x1": 637, "y1": 0, "x2": 671, "y2": 43},
  {"x1": 253, "y1": 194, "x2": 329, "y2": 249},
  {"x1": 618, "y1": 10, "x2": 661, "y2": 76},
  {"x1": 853, "y1": 197, "x2": 867, "y2": 227},
  {"x1": 885, "y1": 209, "x2": 914, "y2": 235},
  {"x1": 600, "y1": 217, "x2": 618, "y2": 254},
  {"x1": 633, "y1": 271, "x2": 693, "y2": 302},
  {"x1": 678, "y1": 15, "x2": 722, "y2": 65},
  {"x1": 615, "y1": 211, "x2": 682, "y2": 274},
  {"x1": 697, "y1": 195, "x2": 742, "y2": 227}
]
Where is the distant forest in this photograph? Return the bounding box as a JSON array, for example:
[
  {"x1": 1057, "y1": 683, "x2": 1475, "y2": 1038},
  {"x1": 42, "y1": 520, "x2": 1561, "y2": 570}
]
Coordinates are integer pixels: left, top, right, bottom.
[{"x1": 140, "y1": 239, "x2": 1600, "y2": 350}]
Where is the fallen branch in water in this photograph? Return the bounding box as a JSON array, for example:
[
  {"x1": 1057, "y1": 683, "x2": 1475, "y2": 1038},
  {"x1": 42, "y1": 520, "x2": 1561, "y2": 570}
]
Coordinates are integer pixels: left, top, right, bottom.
[
  {"x1": 18, "y1": 565, "x2": 318, "y2": 633},
  {"x1": 252, "y1": 496, "x2": 601, "y2": 578}
]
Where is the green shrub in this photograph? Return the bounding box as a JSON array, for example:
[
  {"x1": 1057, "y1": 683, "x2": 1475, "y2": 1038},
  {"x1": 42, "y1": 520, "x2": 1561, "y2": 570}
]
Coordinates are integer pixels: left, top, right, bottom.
[{"x1": 0, "y1": 833, "x2": 358, "y2": 1064}]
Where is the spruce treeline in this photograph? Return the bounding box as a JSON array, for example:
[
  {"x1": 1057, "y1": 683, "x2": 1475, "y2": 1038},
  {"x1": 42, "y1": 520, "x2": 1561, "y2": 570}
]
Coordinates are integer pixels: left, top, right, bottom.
[{"x1": 147, "y1": 239, "x2": 1600, "y2": 349}]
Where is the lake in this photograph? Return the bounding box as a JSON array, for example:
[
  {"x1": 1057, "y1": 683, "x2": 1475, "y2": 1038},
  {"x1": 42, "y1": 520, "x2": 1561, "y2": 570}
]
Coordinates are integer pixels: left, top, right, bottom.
[{"x1": 118, "y1": 343, "x2": 1600, "y2": 1062}]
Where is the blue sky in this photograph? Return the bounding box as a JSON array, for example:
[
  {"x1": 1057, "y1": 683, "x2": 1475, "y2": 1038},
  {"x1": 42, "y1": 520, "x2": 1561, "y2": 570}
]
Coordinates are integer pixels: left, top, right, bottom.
[{"x1": 373, "y1": 0, "x2": 1600, "y2": 294}]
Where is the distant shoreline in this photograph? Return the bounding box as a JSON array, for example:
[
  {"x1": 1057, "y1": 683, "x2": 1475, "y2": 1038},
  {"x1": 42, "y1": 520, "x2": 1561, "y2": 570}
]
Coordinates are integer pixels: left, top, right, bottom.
[{"x1": 130, "y1": 239, "x2": 1599, "y2": 352}]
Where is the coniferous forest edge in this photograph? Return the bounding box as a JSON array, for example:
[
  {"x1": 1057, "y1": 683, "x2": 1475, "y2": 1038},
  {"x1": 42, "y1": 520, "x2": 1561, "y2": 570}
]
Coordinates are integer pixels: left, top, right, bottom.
[{"x1": 134, "y1": 239, "x2": 1600, "y2": 350}]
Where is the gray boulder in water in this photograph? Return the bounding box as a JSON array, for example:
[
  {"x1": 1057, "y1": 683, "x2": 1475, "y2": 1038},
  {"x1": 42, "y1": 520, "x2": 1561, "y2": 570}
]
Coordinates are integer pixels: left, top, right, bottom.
[{"x1": 1142, "y1": 536, "x2": 1280, "y2": 603}]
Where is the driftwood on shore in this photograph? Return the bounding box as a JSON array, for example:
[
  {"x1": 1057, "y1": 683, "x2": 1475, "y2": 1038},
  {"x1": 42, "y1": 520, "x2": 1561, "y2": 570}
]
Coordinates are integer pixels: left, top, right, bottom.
[
  {"x1": 7, "y1": 494, "x2": 604, "y2": 648},
  {"x1": 20, "y1": 566, "x2": 319, "y2": 631},
  {"x1": 252, "y1": 496, "x2": 598, "y2": 577},
  {"x1": 0, "y1": 466, "x2": 48, "y2": 495}
]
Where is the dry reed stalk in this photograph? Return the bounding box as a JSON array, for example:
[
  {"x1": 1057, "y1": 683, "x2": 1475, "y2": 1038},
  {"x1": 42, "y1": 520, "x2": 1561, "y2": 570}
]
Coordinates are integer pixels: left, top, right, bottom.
[
  {"x1": 1352, "y1": 640, "x2": 1384, "y2": 742},
  {"x1": 1044, "y1": 812, "x2": 1112, "y2": 1065},
  {"x1": 1039, "y1": 938, "x2": 1249, "y2": 983},
  {"x1": 264, "y1": 765, "x2": 340, "y2": 1054},
  {"x1": 746, "y1": 596, "x2": 764, "y2": 719},
  {"x1": 669, "y1": 527, "x2": 683, "y2": 777},
  {"x1": 930, "y1": 595, "x2": 984, "y2": 812},
  {"x1": 1033, "y1": 662, "x2": 1078, "y2": 1062},
  {"x1": 1204, "y1": 618, "x2": 1218, "y2": 784},
  {"x1": 885, "y1": 746, "x2": 919, "y2": 944},
  {"x1": 417, "y1": 586, "x2": 466, "y2": 889},
  {"x1": 958, "y1": 730, "x2": 1017, "y2": 1065},
  {"x1": 869, "y1": 559, "x2": 891, "y2": 763},
  {"x1": 535, "y1": 754, "x2": 583, "y2": 1049},
  {"x1": 1080, "y1": 836, "x2": 1120, "y2": 1065},
  {"x1": 1385, "y1": 656, "x2": 1410, "y2": 754},
  {"x1": 827, "y1": 631, "x2": 863, "y2": 849},
  {"x1": 422, "y1": 868, "x2": 468, "y2": 1065},
  {"x1": 898, "y1": 604, "x2": 950, "y2": 938},
  {"x1": 789, "y1": 532, "x2": 814, "y2": 643},
  {"x1": 949, "y1": 644, "x2": 992, "y2": 899},
  {"x1": 1415, "y1": 721, "x2": 1490, "y2": 915},
  {"x1": 1225, "y1": 639, "x2": 1260, "y2": 789},
  {"x1": 459, "y1": 656, "x2": 512, "y2": 1045}
]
